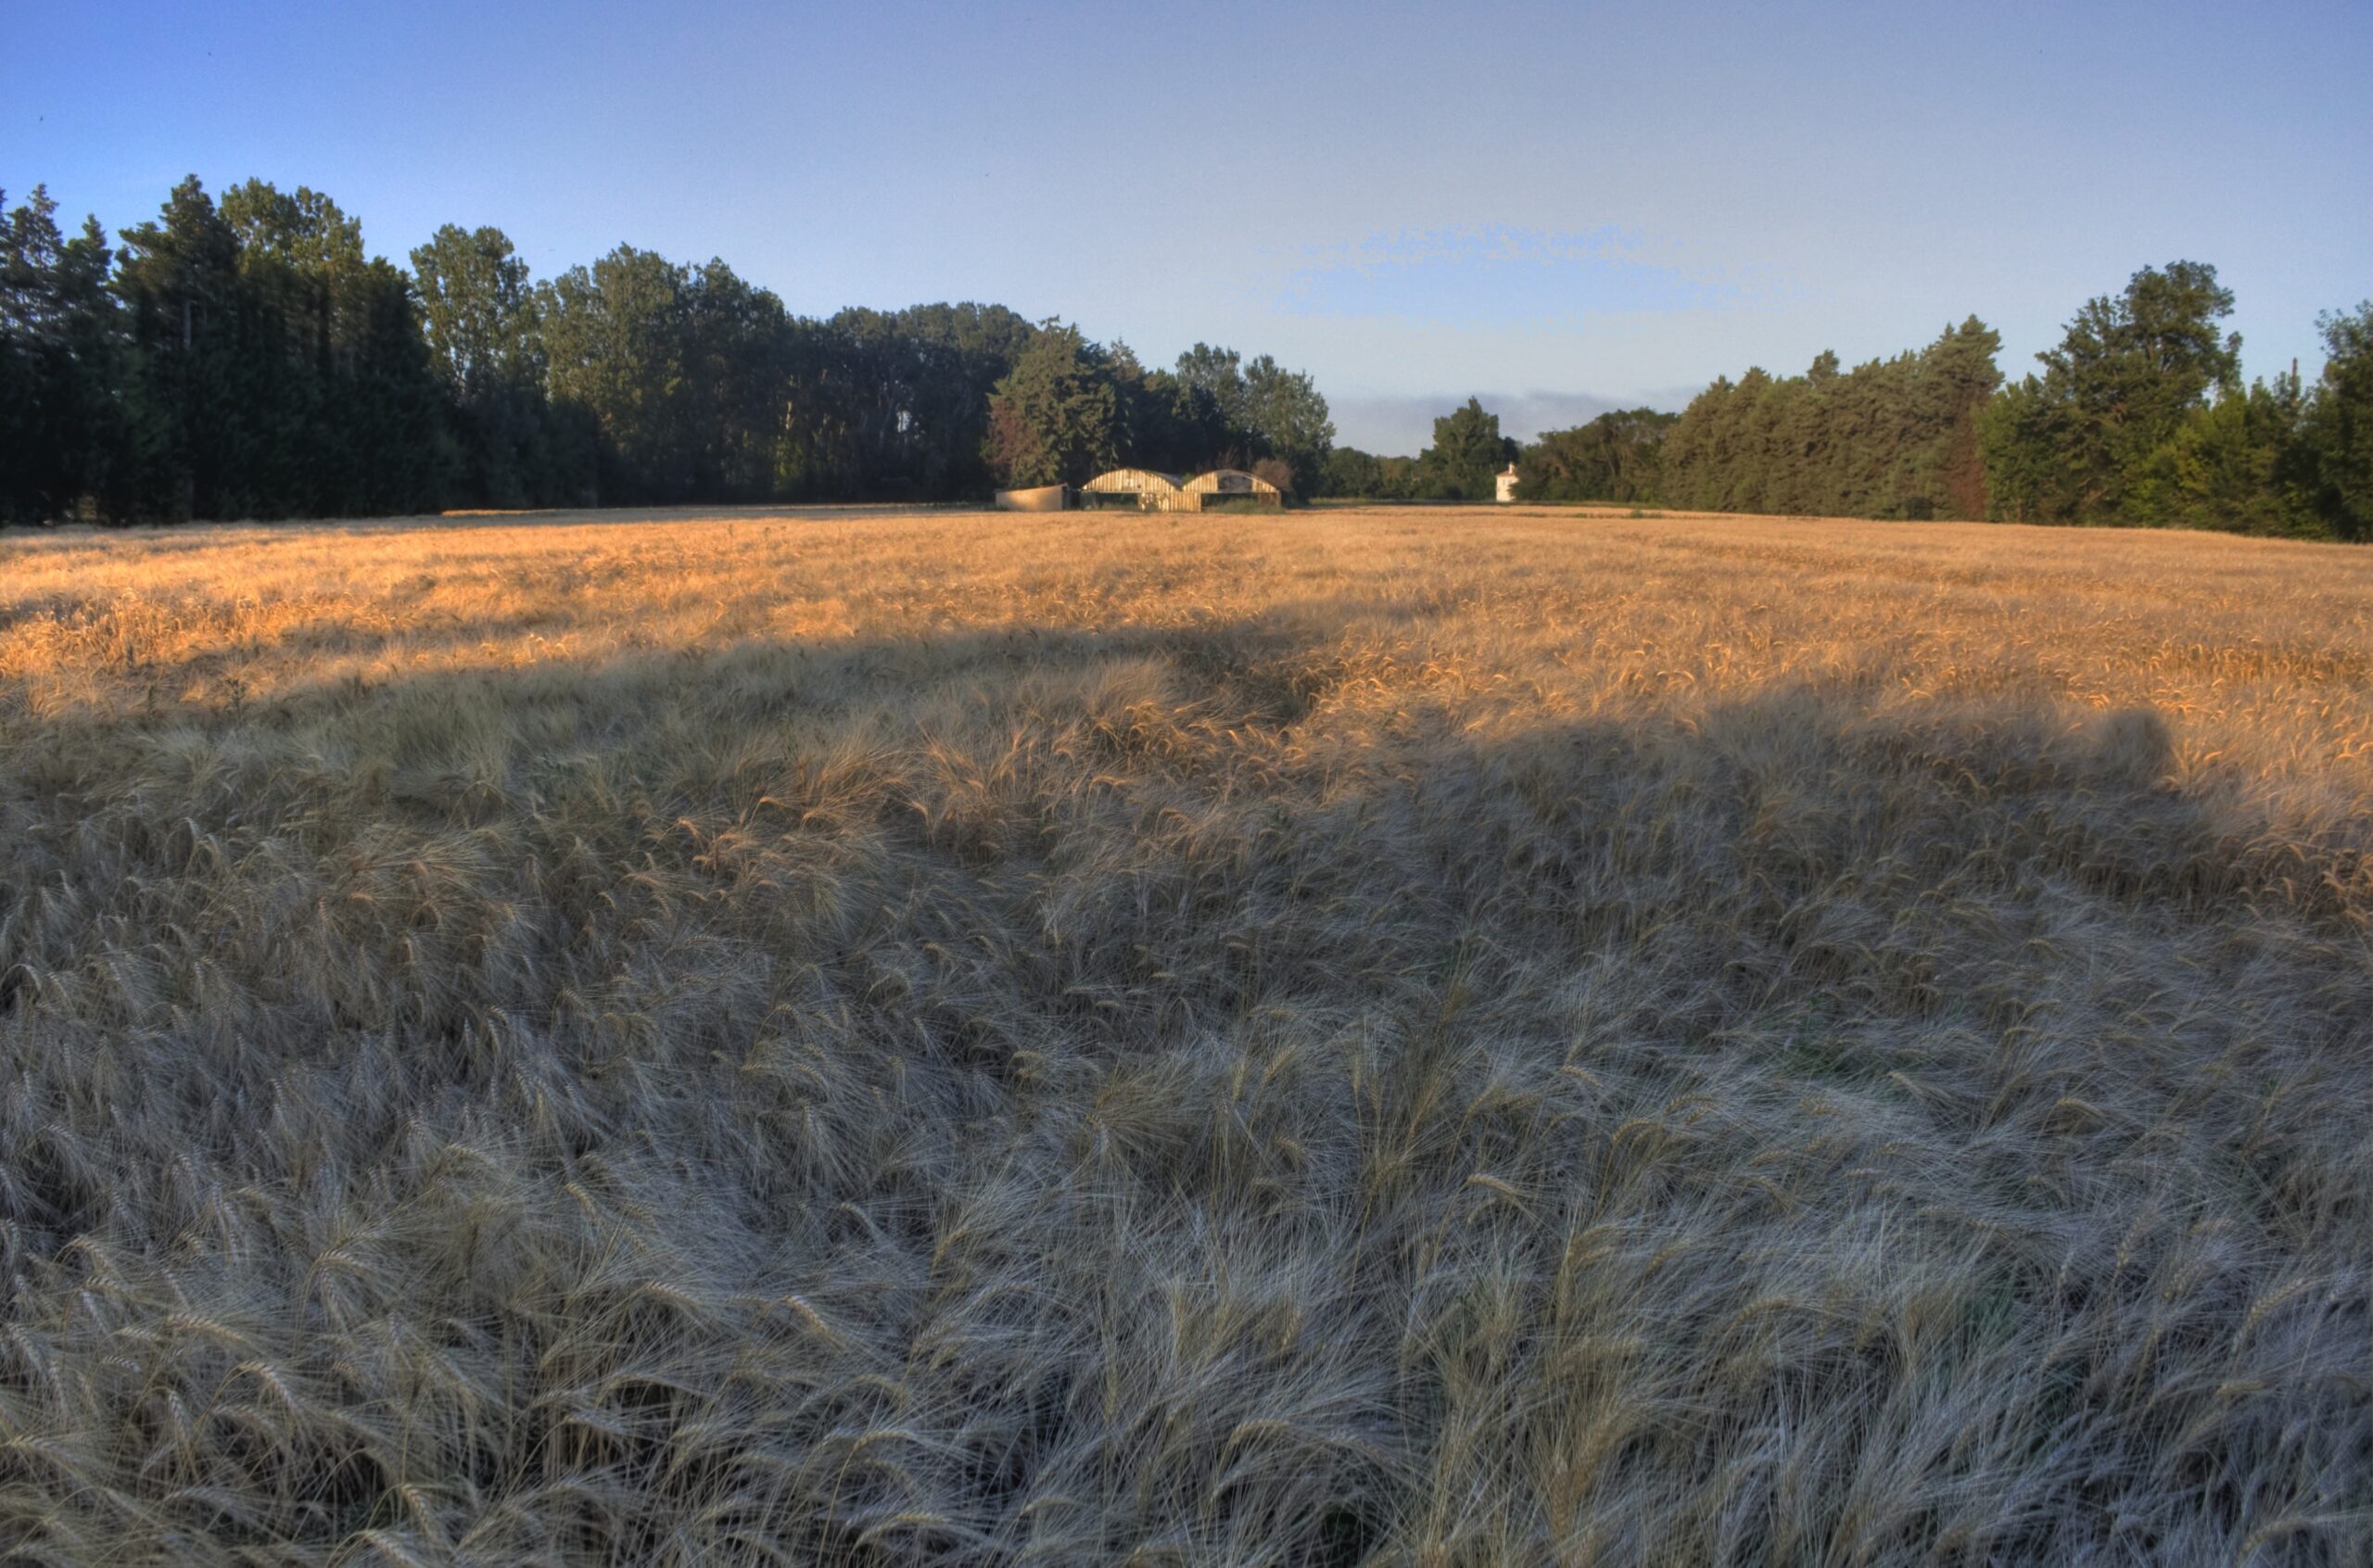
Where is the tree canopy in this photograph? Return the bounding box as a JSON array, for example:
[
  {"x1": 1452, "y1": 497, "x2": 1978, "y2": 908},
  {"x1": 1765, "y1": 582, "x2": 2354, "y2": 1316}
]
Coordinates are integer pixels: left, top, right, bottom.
[
  {"x1": 982, "y1": 323, "x2": 1122, "y2": 488},
  {"x1": 1982, "y1": 262, "x2": 2249, "y2": 526},
  {"x1": 1, "y1": 186, "x2": 122, "y2": 523},
  {"x1": 1415, "y1": 398, "x2": 1516, "y2": 500},
  {"x1": 1516, "y1": 408, "x2": 1676, "y2": 504},
  {"x1": 0, "y1": 173, "x2": 2360, "y2": 539},
  {"x1": 1658, "y1": 319, "x2": 2001, "y2": 520},
  {"x1": 2298, "y1": 303, "x2": 2373, "y2": 540},
  {"x1": 0, "y1": 175, "x2": 1339, "y2": 522}
]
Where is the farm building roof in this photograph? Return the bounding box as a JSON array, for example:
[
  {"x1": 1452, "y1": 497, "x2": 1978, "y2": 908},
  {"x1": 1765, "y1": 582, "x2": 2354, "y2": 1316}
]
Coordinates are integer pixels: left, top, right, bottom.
[
  {"x1": 1081, "y1": 468, "x2": 1184, "y2": 492},
  {"x1": 1181, "y1": 469, "x2": 1281, "y2": 495}
]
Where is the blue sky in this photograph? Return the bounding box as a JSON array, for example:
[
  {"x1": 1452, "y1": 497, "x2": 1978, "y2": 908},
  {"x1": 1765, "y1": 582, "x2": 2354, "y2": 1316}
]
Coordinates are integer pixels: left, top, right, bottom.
[{"x1": 9, "y1": 0, "x2": 2369, "y2": 453}]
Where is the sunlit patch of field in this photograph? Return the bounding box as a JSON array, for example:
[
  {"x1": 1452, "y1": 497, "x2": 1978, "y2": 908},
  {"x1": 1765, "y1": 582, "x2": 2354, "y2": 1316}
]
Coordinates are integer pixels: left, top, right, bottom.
[{"x1": 3, "y1": 505, "x2": 2368, "y2": 1564}]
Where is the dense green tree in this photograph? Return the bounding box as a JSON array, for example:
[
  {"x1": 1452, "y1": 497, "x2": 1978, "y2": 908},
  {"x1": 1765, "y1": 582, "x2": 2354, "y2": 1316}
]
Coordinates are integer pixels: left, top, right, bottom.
[
  {"x1": 1174, "y1": 343, "x2": 1249, "y2": 433},
  {"x1": 1320, "y1": 446, "x2": 1386, "y2": 499},
  {"x1": 2300, "y1": 303, "x2": 2373, "y2": 540},
  {"x1": 1238, "y1": 355, "x2": 1334, "y2": 490},
  {"x1": 210, "y1": 180, "x2": 345, "y2": 511},
  {"x1": 679, "y1": 259, "x2": 800, "y2": 499},
  {"x1": 411, "y1": 223, "x2": 592, "y2": 507},
  {"x1": 1983, "y1": 262, "x2": 2239, "y2": 525},
  {"x1": 412, "y1": 224, "x2": 535, "y2": 396},
  {"x1": 1149, "y1": 343, "x2": 1332, "y2": 484},
  {"x1": 1971, "y1": 378, "x2": 2063, "y2": 523},
  {"x1": 17, "y1": 171, "x2": 2364, "y2": 540},
  {"x1": 539, "y1": 246, "x2": 798, "y2": 503},
  {"x1": 203, "y1": 181, "x2": 453, "y2": 515},
  {"x1": 1114, "y1": 363, "x2": 1231, "y2": 477},
  {"x1": 220, "y1": 181, "x2": 362, "y2": 387},
  {"x1": 334, "y1": 255, "x2": 460, "y2": 514},
  {"x1": 540, "y1": 247, "x2": 693, "y2": 502},
  {"x1": 2122, "y1": 373, "x2": 2314, "y2": 536},
  {"x1": 1661, "y1": 319, "x2": 2001, "y2": 519},
  {"x1": 1911, "y1": 317, "x2": 2005, "y2": 520},
  {"x1": 113, "y1": 177, "x2": 264, "y2": 519},
  {"x1": 784, "y1": 302, "x2": 1037, "y2": 499},
  {"x1": 1168, "y1": 344, "x2": 1265, "y2": 471},
  {"x1": 1316, "y1": 447, "x2": 1422, "y2": 499},
  {"x1": 1, "y1": 186, "x2": 124, "y2": 522},
  {"x1": 1415, "y1": 398, "x2": 1517, "y2": 500},
  {"x1": 981, "y1": 322, "x2": 1121, "y2": 487},
  {"x1": 103, "y1": 177, "x2": 452, "y2": 520},
  {"x1": 1657, "y1": 376, "x2": 1731, "y2": 511},
  {"x1": 1516, "y1": 408, "x2": 1677, "y2": 504},
  {"x1": 1663, "y1": 369, "x2": 1782, "y2": 513},
  {"x1": 1, "y1": 172, "x2": 1356, "y2": 524}
]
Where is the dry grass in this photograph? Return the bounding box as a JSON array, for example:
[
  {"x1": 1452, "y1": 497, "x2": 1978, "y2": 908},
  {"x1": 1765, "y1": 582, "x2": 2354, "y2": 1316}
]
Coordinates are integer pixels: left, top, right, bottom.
[{"x1": 2, "y1": 503, "x2": 2368, "y2": 1565}]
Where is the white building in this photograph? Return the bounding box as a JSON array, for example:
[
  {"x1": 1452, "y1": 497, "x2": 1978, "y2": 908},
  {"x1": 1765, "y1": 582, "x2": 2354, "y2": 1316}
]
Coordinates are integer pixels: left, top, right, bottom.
[{"x1": 1495, "y1": 464, "x2": 1520, "y2": 503}]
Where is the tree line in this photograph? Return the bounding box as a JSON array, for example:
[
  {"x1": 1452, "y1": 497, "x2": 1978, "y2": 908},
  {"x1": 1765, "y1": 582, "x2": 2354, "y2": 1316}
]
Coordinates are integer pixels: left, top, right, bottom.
[
  {"x1": 0, "y1": 176, "x2": 1336, "y2": 524},
  {"x1": 1331, "y1": 264, "x2": 2370, "y2": 541},
  {"x1": 5, "y1": 175, "x2": 2367, "y2": 540}
]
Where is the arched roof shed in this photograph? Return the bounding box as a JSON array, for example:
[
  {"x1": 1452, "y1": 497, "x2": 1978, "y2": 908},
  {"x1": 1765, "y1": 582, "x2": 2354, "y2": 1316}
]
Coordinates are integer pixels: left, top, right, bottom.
[{"x1": 1081, "y1": 468, "x2": 1184, "y2": 494}]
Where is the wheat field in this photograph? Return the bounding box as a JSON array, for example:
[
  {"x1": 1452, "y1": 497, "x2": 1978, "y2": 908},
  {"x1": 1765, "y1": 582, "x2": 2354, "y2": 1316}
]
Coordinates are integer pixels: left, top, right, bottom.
[{"x1": 1, "y1": 504, "x2": 2367, "y2": 1565}]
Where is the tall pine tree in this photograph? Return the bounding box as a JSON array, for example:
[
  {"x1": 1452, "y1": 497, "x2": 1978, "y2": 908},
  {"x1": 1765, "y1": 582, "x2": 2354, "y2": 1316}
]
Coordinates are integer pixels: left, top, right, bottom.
[{"x1": 1, "y1": 187, "x2": 125, "y2": 522}]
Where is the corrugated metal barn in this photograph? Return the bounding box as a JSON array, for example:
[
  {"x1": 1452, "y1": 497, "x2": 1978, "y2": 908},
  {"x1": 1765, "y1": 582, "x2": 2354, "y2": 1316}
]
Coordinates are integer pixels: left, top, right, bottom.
[
  {"x1": 1180, "y1": 469, "x2": 1283, "y2": 510},
  {"x1": 1080, "y1": 469, "x2": 1187, "y2": 510},
  {"x1": 999, "y1": 468, "x2": 1287, "y2": 512}
]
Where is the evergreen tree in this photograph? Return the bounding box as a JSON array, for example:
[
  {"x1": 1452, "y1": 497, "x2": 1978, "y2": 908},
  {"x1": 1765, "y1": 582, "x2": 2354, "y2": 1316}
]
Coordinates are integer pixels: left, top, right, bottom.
[
  {"x1": 99, "y1": 177, "x2": 453, "y2": 521},
  {"x1": 1, "y1": 187, "x2": 125, "y2": 522},
  {"x1": 2122, "y1": 373, "x2": 2313, "y2": 536},
  {"x1": 336, "y1": 257, "x2": 457, "y2": 514},
  {"x1": 218, "y1": 181, "x2": 363, "y2": 512},
  {"x1": 1657, "y1": 376, "x2": 1729, "y2": 512},
  {"x1": 113, "y1": 177, "x2": 260, "y2": 519},
  {"x1": 1659, "y1": 321, "x2": 2000, "y2": 520},
  {"x1": 1922, "y1": 317, "x2": 2004, "y2": 520},
  {"x1": 2300, "y1": 303, "x2": 2373, "y2": 540}
]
